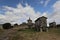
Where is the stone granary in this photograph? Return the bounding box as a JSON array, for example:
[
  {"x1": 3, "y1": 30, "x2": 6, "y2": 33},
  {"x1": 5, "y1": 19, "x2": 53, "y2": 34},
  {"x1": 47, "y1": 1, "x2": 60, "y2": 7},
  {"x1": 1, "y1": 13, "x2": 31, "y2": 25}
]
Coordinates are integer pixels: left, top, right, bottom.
[
  {"x1": 27, "y1": 18, "x2": 33, "y2": 29},
  {"x1": 35, "y1": 16, "x2": 48, "y2": 32},
  {"x1": 49, "y1": 21, "x2": 56, "y2": 28}
]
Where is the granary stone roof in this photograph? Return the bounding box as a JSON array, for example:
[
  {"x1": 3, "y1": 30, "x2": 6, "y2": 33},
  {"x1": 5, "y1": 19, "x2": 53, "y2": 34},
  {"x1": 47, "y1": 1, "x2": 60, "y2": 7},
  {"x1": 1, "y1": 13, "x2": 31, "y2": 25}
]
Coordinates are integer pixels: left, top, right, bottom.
[
  {"x1": 35, "y1": 17, "x2": 40, "y2": 22},
  {"x1": 35, "y1": 16, "x2": 47, "y2": 22},
  {"x1": 40, "y1": 16, "x2": 47, "y2": 19}
]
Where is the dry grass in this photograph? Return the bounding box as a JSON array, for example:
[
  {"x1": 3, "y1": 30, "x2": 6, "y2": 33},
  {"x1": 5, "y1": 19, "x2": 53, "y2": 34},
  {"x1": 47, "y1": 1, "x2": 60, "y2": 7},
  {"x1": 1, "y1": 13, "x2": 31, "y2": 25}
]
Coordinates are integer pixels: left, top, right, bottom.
[{"x1": 0, "y1": 27, "x2": 60, "y2": 40}]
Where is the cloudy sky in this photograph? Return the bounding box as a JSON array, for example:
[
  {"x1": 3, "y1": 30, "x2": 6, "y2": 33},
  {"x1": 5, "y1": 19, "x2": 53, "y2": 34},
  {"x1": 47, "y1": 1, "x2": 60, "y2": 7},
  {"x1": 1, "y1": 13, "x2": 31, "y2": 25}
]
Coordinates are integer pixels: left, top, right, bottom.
[{"x1": 0, "y1": 0, "x2": 60, "y2": 25}]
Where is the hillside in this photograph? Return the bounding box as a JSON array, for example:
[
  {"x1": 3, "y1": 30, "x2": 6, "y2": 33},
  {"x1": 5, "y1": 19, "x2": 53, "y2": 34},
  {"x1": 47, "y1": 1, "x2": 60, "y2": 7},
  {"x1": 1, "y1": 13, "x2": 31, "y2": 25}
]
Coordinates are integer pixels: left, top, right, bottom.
[{"x1": 0, "y1": 27, "x2": 60, "y2": 40}]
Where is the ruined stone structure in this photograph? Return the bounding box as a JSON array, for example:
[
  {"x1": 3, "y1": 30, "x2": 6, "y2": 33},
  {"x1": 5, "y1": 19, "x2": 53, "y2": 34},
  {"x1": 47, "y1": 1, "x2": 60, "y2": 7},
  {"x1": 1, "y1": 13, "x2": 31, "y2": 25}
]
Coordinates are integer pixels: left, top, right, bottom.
[
  {"x1": 35, "y1": 16, "x2": 48, "y2": 32},
  {"x1": 27, "y1": 18, "x2": 33, "y2": 29},
  {"x1": 49, "y1": 22, "x2": 56, "y2": 28}
]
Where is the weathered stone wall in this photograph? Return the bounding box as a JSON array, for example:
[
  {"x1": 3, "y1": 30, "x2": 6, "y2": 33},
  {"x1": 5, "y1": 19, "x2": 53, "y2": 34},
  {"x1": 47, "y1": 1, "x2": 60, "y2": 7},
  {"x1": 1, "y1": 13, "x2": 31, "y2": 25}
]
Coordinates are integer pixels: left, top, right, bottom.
[{"x1": 35, "y1": 16, "x2": 48, "y2": 32}]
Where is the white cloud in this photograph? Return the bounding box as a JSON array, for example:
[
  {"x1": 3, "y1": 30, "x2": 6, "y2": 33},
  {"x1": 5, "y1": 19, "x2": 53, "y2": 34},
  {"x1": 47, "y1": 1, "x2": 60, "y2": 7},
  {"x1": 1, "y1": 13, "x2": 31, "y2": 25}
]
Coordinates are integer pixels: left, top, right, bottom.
[
  {"x1": 53, "y1": 0, "x2": 60, "y2": 11},
  {"x1": 42, "y1": 12, "x2": 48, "y2": 17},
  {"x1": 47, "y1": 0, "x2": 60, "y2": 24},
  {"x1": 39, "y1": 0, "x2": 60, "y2": 26},
  {"x1": 39, "y1": 0, "x2": 50, "y2": 6},
  {"x1": 44, "y1": 0, "x2": 50, "y2": 7},
  {"x1": 40, "y1": 0, "x2": 44, "y2": 4},
  {"x1": 0, "y1": 3, "x2": 41, "y2": 24},
  {"x1": 1, "y1": 1, "x2": 60, "y2": 26}
]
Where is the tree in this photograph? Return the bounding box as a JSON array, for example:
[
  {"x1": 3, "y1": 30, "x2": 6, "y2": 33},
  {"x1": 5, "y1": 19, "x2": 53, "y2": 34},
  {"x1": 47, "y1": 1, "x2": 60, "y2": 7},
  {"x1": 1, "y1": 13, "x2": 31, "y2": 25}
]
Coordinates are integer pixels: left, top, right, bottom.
[{"x1": 2, "y1": 23, "x2": 11, "y2": 29}]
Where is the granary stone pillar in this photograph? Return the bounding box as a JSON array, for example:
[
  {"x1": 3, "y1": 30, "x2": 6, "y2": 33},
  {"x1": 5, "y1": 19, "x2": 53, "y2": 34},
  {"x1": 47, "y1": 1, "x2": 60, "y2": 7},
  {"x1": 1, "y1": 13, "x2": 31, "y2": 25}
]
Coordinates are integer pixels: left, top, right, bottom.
[
  {"x1": 40, "y1": 27, "x2": 43, "y2": 32},
  {"x1": 46, "y1": 27, "x2": 48, "y2": 32}
]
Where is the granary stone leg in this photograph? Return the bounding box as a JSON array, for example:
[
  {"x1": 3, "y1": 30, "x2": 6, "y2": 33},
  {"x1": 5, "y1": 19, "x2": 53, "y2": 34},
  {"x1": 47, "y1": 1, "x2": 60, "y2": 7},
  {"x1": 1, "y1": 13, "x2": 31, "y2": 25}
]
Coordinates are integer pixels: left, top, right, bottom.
[
  {"x1": 46, "y1": 27, "x2": 48, "y2": 32},
  {"x1": 40, "y1": 27, "x2": 43, "y2": 32}
]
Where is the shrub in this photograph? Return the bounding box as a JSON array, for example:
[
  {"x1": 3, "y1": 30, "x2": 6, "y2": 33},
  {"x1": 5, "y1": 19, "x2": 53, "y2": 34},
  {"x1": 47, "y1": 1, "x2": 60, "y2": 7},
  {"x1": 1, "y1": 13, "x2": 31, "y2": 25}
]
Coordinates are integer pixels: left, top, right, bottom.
[
  {"x1": 14, "y1": 23, "x2": 18, "y2": 26},
  {"x1": 2, "y1": 23, "x2": 12, "y2": 29}
]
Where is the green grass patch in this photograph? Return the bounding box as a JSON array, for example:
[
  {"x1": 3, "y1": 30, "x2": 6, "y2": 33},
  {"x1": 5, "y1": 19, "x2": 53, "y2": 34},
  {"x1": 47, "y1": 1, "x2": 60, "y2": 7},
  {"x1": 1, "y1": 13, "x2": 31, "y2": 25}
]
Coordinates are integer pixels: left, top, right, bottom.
[
  {"x1": 18, "y1": 28, "x2": 36, "y2": 33},
  {"x1": 48, "y1": 28, "x2": 60, "y2": 36}
]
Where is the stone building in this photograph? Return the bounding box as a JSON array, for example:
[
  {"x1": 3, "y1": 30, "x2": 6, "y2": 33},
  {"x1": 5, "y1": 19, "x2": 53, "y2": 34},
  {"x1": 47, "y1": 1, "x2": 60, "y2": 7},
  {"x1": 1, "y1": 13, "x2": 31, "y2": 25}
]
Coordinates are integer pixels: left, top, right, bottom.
[
  {"x1": 57, "y1": 24, "x2": 60, "y2": 28},
  {"x1": 27, "y1": 17, "x2": 33, "y2": 29},
  {"x1": 35, "y1": 16, "x2": 48, "y2": 32},
  {"x1": 49, "y1": 21, "x2": 56, "y2": 28}
]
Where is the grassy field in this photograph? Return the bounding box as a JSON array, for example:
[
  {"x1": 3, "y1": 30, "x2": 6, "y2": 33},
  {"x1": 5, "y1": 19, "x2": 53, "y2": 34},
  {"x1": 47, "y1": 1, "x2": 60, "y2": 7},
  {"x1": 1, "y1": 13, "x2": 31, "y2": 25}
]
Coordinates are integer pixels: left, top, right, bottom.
[{"x1": 0, "y1": 27, "x2": 60, "y2": 40}]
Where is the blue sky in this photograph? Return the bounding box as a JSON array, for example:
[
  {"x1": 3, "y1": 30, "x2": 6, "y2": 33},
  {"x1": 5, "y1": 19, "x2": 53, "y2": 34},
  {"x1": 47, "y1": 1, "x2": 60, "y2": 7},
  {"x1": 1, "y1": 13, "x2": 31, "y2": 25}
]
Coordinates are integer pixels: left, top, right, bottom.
[
  {"x1": 0, "y1": 0, "x2": 60, "y2": 25},
  {"x1": 0, "y1": 0, "x2": 57, "y2": 13}
]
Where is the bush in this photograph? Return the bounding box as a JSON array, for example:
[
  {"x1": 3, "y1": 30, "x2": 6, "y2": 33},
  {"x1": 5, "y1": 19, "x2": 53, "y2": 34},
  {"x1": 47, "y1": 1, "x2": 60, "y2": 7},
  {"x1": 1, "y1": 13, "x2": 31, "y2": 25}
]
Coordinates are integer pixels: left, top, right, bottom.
[
  {"x1": 2, "y1": 23, "x2": 12, "y2": 29},
  {"x1": 14, "y1": 23, "x2": 18, "y2": 26}
]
